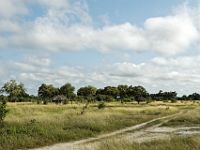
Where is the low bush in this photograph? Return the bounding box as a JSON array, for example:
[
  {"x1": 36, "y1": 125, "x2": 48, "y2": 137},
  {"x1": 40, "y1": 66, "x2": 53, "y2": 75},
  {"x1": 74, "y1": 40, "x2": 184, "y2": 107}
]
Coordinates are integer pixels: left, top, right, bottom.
[
  {"x1": 43, "y1": 100, "x2": 48, "y2": 105},
  {"x1": 98, "y1": 102, "x2": 106, "y2": 109},
  {"x1": 0, "y1": 101, "x2": 8, "y2": 125}
]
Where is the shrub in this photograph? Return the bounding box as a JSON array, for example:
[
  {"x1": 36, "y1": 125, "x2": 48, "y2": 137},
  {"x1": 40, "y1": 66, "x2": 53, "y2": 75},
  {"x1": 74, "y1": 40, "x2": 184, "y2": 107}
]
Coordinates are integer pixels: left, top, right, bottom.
[
  {"x1": 63, "y1": 99, "x2": 69, "y2": 105},
  {"x1": 171, "y1": 99, "x2": 177, "y2": 103},
  {"x1": 98, "y1": 102, "x2": 106, "y2": 109},
  {"x1": 0, "y1": 101, "x2": 8, "y2": 125},
  {"x1": 37, "y1": 99, "x2": 41, "y2": 104},
  {"x1": 43, "y1": 100, "x2": 48, "y2": 105}
]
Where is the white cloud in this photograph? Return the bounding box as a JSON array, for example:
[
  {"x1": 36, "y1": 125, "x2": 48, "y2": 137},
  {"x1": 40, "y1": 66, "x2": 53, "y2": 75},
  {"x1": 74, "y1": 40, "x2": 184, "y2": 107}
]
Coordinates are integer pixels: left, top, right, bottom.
[
  {"x1": 0, "y1": 20, "x2": 21, "y2": 33},
  {"x1": 0, "y1": 1, "x2": 199, "y2": 55},
  {"x1": 37, "y1": 0, "x2": 69, "y2": 10},
  {"x1": 144, "y1": 11, "x2": 199, "y2": 55},
  {"x1": 1, "y1": 1, "x2": 200, "y2": 95},
  {"x1": 0, "y1": 0, "x2": 28, "y2": 19},
  {"x1": 107, "y1": 55, "x2": 200, "y2": 93},
  {"x1": 2, "y1": 54, "x2": 200, "y2": 95}
]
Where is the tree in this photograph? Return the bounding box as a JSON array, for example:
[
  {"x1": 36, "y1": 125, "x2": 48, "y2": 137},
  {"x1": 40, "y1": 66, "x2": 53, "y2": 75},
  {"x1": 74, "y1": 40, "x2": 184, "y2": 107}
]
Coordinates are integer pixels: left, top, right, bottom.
[
  {"x1": 59, "y1": 83, "x2": 75, "y2": 98},
  {"x1": 96, "y1": 88, "x2": 105, "y2": 95},
  {"x1": 128, "y1": 86, "x2": 148, "y2": 104},
  {"x1": 151, "y1": 90, "x2": 177, "y2": 101},
  {"x1": 118, "y1": 85, "x2": 129, "y2": 103},
  {"x1": 188, "y1": 93, "x2": 200, "y2": 100},
  {"x1": 103, "y1": 86, "x2": 119, "y2": 99},
  {"x1": 1, "y1": 80, "x2": 27, "y2": 101},
  {"x1": 179, "y1": 95, "x2": 187, "y2": 101},
  {"x1": 77, "y1": 86, "x2": 97, "y2": 102},
  {"x1": 38, "y1": 84, "x2": 59, "y2": 98}
]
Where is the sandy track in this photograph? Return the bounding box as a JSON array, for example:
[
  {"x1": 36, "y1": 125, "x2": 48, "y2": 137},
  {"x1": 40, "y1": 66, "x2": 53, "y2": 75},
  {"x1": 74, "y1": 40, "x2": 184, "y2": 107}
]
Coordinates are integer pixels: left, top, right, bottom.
[{"x1": 32, "y1": 113, "x2": 179, "y2": 150}]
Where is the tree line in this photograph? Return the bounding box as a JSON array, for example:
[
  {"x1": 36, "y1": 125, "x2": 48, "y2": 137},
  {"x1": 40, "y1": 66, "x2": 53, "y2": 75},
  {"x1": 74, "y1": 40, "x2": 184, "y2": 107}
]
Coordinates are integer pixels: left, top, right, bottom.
[{"x1": 0, "y1": 80, "x2": 200, "y2": 104}]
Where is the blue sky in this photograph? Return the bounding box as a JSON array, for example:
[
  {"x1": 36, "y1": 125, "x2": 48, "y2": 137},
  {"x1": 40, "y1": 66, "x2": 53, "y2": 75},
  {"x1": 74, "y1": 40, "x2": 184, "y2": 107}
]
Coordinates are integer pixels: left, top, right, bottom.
[
  {"x1": 89, "y1": 0, "x2": 184, "y2": 25},
  {"x1": 1, "y1": 0, "x2": 200, "y2": 95}
]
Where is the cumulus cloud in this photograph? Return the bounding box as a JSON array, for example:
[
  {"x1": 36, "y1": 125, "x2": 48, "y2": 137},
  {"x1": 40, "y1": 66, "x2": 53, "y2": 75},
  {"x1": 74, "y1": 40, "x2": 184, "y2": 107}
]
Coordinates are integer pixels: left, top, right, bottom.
[
  {"x1": 0, "y1": 0, "x2": 28, "y2": 19},
  {"x1": 109, "y1": 56, "x2": 200, "y2": 87},
  {"x1": 1, "y1": 1, "x2": 200, "y2": 95},
  {"x1": 0, "y1": 1, "x2": 199, "y2": 55},
  {"x1": 1, "y1": 54, "x2": 200, "y2": 95},
  {"x1": 144, "y1": 11, "x2": 199, "y2": 55}
]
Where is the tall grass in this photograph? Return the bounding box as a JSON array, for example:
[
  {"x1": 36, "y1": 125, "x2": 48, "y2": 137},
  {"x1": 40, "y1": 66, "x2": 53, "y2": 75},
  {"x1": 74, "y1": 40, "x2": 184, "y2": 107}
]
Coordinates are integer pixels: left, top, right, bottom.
[
  {"x1": 0, "y1": 102, "x2": 179, "y2": 150},
  {"x1": 97, "y1": 136, "x2": 200, "y2": 150},
  {"x1": 162, "y1": 107, "x2": 200, "y2": 127}
]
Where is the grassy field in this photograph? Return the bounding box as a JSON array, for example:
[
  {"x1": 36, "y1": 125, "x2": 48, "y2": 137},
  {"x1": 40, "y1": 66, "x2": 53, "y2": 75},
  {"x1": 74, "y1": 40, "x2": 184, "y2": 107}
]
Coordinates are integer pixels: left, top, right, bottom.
[
  {"x1": 1, "y1": 101, "x2": 200, "y2": 150},
  {"x1": 97, "y1": 135, "x2": 200, "y2": 150},
  {"x1": 0, "y1": 101, "x2": 181, "y2": 150},
  {"x1": 162, "y1": 105, "x2": 200, "y2": 127},
  {"x1": 96, "y1": 101, "x2": 200, "y2": 150}
]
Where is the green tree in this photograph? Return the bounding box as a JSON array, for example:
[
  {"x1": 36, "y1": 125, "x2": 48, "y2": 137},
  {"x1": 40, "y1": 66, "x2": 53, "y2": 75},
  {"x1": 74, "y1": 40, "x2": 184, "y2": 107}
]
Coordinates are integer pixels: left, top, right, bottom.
[
  {"x1": 103, "y1": 86, "x2": 119, "y2": 99},
  {"x1": 1, "y1": 80, "x2": 27, "y2": 101},
  {"x1": 59, "y1": 83, "x2": 75, "y2": 98},
  {"x1": 151, "y1": 90, "x2": 177, "y2": 101},
  {"x1": 118, "y1": 85, "x2": 129, "y2": 103},
  {"x1": 128, "y1": 86, "x2": 148, "y2": 104},
  {"x1": 77, "y1": 86, "x2": 97, "y2": 97},
  {"x1": 38, "y1": 84, "x2": 59, "y2": 98}
]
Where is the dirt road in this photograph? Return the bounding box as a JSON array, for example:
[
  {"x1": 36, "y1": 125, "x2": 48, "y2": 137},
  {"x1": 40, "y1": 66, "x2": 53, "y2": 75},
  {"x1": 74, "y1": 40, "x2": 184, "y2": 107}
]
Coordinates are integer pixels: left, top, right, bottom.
[{"x1": 32, "y1": 113, "x2": 181, "y2": 150}]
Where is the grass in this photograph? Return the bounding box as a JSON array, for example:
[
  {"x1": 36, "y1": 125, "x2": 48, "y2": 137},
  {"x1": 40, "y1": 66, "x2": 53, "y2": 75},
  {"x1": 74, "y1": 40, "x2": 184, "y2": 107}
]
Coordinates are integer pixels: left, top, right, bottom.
[
  {"x1": 162, "y1": 106, "x2": 200, "y2": 127},
  {"x1": 97, "y1": 136, "x2": 200, "y2": 150},
  {"x1": 96, "y1": 101, "x2": 200, "y2": 150},
  {"x1": 0, "y1": 102, "x2": 179, "y2": 150}
]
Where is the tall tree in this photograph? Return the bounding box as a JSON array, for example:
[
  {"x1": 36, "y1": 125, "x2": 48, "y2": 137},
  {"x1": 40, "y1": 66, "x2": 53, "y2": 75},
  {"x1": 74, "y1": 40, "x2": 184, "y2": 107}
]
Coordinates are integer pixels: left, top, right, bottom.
[
  {"x1": 59, "y1": 83, "x2": 75, "y2": 98},
  {"x1": 128, "y1": 86, "x2": 148, "y2": 104},
  {"x1": 151, "y1": 90, "x2": 177, "y2": 101},
  {"x1": 1, "y1": 80, "x2": 27, "y2": 101},
  {"x1": 188, "y1": 93, "x2": 200, "y2": 100},
  {"x1": 38, "y1": 84, "x2": 58, "y2": 98},
  {"x1": 118, "y1": 85, "x2": 128, "y2": 98},
  {"x1": 77, "y1": 86, "x2": 97, "y2": 97},
  {"x1": 117, "y1": 85, "x2": 129, "y2": 103},
  {"x1": 103, "y1": 86, "x2": 119, "y2": 98}
]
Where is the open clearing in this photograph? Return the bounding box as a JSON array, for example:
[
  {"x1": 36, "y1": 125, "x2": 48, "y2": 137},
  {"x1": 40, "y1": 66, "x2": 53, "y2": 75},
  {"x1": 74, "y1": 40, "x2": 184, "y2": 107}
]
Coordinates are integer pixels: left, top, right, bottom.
[
  {"x1": 33, "y1": 108, "x2": 200, "y2": 150},
  {"x1": 1, "y1": 101, "x2": 200, "y2": 150},
  {"x1": 32, "y1": 112, "x2": 179, "y2": 150}
]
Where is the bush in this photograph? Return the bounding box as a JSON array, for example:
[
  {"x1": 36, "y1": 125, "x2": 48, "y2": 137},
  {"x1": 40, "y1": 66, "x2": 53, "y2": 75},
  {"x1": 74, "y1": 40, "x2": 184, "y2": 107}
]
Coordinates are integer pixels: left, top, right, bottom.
[
  {"x1": 63, "y1": 99, "x2": 69, "y2": 105},
  {"x1": 37, "y1": 100, "x2": 40, "y2": 104},
  {"x1": 97, "y1": 102, "x2": 106, "y2": 109},
  {"x1": 43, "y1": 100, "x2": 48, "y2": 105},
  {"x1": 171, "y1": 99, "x2": 177, "y2": 103},
  {"x1": 0, "y1": 101, "x2": 8, "y2": 125}
]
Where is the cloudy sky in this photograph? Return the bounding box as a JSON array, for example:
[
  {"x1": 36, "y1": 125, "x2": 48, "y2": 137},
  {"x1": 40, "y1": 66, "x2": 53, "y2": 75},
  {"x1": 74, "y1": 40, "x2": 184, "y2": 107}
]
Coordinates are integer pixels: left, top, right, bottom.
[{"x1": 1, "y1": 0, "x2": 200, "y2": 95}]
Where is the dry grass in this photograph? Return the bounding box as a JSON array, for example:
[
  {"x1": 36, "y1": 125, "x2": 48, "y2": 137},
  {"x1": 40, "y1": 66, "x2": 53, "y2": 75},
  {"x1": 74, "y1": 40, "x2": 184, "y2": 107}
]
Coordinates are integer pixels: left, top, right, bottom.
[
  {"x1": 0, "y1": 101, "x2": 183, "y2": 150},
  {"x1": 162, "y1": 105, "x2": 200, "y2": 127},
  {"x1": 97, "y1": 136, "x2": 200, "y2": 150}
]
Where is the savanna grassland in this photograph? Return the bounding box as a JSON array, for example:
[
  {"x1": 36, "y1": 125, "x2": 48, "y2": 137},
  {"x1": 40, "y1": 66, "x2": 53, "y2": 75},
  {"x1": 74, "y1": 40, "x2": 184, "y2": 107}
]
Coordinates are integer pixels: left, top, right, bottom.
[
  {"x1": 97, "y1": 136, "x2": 200, "y2": 150},
  {"x1": 97, "y1": 102, "x2": 200, "y2": 150},
  {"x1": 0, "y1": 101, "x2": 183, "y2": 150}
]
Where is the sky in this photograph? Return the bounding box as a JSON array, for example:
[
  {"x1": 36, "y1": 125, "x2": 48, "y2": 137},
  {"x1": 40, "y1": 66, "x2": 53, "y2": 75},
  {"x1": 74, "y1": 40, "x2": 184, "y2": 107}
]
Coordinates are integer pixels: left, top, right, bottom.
[{"x1": 1, "y1": 0, "x2": 200, "y2": 95}]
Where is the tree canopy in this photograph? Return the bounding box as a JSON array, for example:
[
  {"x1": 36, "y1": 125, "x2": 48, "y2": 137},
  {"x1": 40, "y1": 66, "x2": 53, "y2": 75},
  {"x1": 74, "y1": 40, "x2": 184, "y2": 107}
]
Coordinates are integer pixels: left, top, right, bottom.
[
  {"x1": 77, "y1": 86, "x2": 97, "y2": 97},
  {"x1": 1, "y1": 80, "x2": 200, "y2": 103},
  {"x1": 59, "y1": 83, "x2": 75, "y2": 98},
  {"x1": 1, "y1": 80, "x2": 27, "y2": 99},
  {"x1": 38, "y1": 84, "x2": 59, "y2": 98}
]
